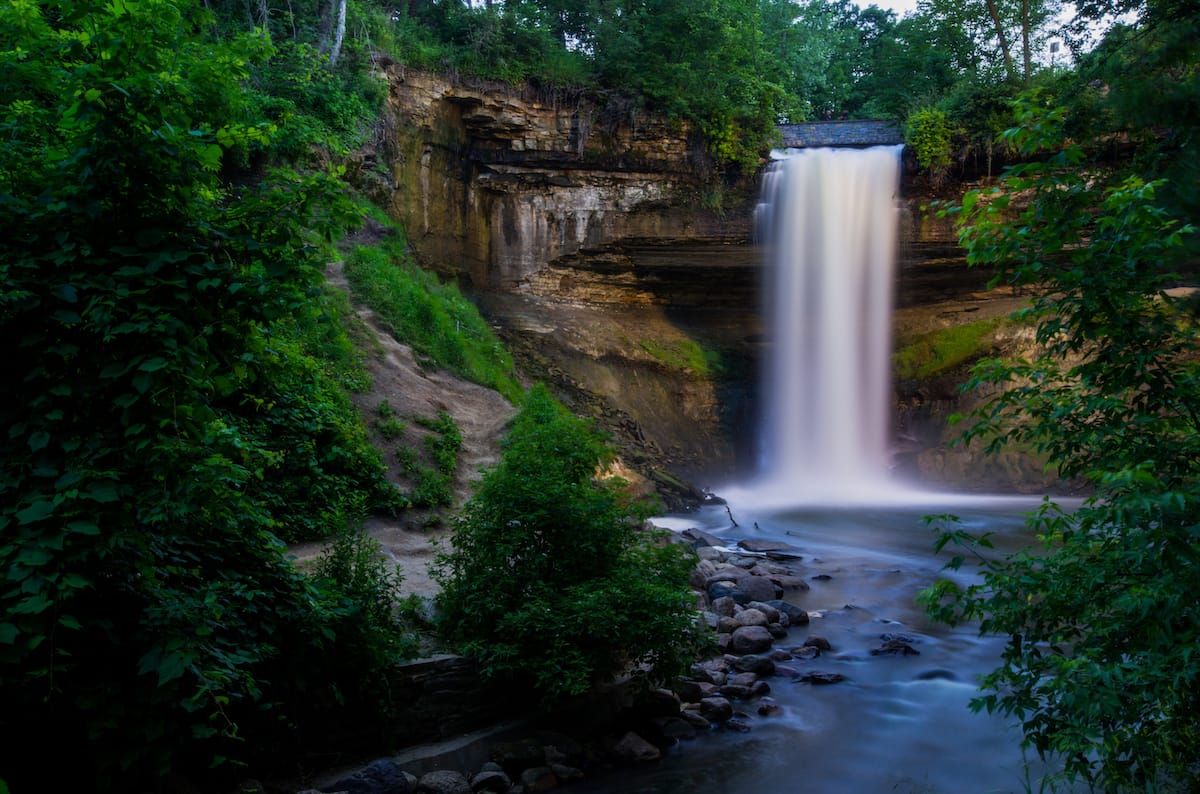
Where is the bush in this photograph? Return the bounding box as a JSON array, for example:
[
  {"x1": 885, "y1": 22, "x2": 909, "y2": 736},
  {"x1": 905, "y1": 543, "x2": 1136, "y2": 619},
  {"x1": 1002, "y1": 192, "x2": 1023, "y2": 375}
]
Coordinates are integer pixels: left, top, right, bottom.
[{"x1": 433, "y1": 385, "x2": 704, "y2": 702}]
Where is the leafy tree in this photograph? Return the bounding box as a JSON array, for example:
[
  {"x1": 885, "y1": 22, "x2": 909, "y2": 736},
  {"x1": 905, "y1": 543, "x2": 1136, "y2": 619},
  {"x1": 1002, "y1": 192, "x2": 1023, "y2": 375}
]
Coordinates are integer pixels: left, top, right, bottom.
[
  {"x1": 921, "y1": 98, "x2": 1199, "y2": 790},
  {"x1": 0, "y1": 0, "x2": 403, "y2": 786},
  {"x1": 434, "y1": 385, "x2": 705, "y2": 702}
]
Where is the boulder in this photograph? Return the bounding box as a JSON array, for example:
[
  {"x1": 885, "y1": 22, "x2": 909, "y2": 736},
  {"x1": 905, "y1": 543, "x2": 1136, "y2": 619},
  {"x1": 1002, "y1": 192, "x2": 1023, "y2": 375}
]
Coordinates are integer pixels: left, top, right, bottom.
[
  {"x1": 416, "y1": 770, "x2": 471, "y2": 794},
  {"x1": 796, "y1": 671, "x2": 846, "y2": 685},
  {"x1": 612, "y1": 731, "x2": 662, "y2": 763},
  {"x1": 765, "y1": 599, "x2": 809, "y2": 625},
  {"x1": 746, "y1": 601, "x2": 782, "y2": 624},
  {"x1": 698, "y1": 696, "x2": 734, "y2": 723},
  {"x1": 469, "y1": 770, "x2": 511, "y2": 793},
  {"x1": 804, "y1": 636, "x2": 833, "y2": 651},
  {"x1": 328, "y1": 759, "x2": 411, "y2": 794},
  {"x1": 733, "y1": 608, "x2": 769, "y2": 628},
  {"x1": 730, "y1": 625, "x2": 773, "y2": 654},
  {"x1": 730, "y1": 654, "x2": 776, "y2": 676}
]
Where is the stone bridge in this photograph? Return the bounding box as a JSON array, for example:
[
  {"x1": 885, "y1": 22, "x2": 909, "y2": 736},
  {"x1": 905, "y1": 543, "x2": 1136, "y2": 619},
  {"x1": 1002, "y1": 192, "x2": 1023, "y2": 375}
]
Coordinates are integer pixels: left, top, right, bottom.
[{"x1": 778, "y1": 119, "x2": 903, "y2": 148}]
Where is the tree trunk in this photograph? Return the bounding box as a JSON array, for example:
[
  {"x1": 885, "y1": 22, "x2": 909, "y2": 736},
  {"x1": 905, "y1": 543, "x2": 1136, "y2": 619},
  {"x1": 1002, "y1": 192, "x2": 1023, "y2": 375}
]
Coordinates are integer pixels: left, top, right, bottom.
[
  {"x1": 983, "y1": 0, "x2": 1017, "y2": 82},
  {"x1": 1020, "y1": 0, "x2": 1032, "y2": 83},
  {"x1": 329, "y1": 0, "x2": 347, "y2": 65}
]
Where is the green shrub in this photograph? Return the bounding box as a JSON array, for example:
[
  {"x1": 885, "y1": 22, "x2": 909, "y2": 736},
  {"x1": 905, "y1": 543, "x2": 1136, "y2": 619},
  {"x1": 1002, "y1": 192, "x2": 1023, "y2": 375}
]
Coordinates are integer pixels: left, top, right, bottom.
[
  {"x1": 905, "y1": 106, "x2": 955, "y2": 186},
  {"x1": 640, "y1": 337, "x2": 725, "y2": 377},
  {"x1": 433, "y1": 385, "x2": 704, "y2": 702}
]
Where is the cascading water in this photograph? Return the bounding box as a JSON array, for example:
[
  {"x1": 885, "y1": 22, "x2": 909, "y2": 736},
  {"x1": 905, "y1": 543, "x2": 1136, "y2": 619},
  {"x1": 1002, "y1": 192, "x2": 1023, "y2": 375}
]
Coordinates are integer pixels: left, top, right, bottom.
[{"x1": 754, "y1": 144, "x2": 904, "y2": 502}]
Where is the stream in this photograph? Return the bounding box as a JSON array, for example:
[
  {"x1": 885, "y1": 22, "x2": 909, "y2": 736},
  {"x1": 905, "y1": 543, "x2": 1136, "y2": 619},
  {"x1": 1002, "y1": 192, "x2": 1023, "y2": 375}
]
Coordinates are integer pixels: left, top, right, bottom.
[{"x1": 579, "y1": 492, "x2": 1082, "y2": 794}]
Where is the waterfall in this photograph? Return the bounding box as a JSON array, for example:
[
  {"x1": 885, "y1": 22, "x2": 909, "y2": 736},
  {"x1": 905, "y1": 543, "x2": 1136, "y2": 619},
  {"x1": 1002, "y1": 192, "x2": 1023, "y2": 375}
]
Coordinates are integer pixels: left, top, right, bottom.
[{"x1": 755, "y1": 145, "x2": 903, "y2": 502}]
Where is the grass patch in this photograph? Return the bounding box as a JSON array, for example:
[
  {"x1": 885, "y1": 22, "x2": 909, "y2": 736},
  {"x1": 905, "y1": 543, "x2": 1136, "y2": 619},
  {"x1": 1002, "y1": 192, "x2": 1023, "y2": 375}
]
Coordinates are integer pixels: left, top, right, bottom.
[
  {"x1": 640, "y1": 338, "x2": 725, "y2": 377},
  {"x1": 894, "y1": 318, "x2": 1006, "y2": 380},
  {"x1": 342, "y1": 220, "x2": 523, "y2": 404}
]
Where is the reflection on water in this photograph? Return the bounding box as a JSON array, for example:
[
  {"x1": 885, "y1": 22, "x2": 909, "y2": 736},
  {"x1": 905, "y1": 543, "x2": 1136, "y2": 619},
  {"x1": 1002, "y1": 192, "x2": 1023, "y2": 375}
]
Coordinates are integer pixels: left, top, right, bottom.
[{"x1": 590, "y1": 496, "x2": 1083, "y2": 794}]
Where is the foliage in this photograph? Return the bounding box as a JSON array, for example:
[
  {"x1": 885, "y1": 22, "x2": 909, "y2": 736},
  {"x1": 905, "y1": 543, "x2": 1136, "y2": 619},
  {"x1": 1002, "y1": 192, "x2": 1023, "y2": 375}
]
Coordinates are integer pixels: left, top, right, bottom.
[
  {"x1": 342, "y1": 222, "x2": 523, "y2": 403},
  {"x1": 640, "y1": 337, "x2": 725, "y2": 378},
  {"x1": 0, "y1": 0, "x2": 404, "y2": 786},
  {"x1": 905, "y1": 106, "x2": 956, "y2": 186},
  {"x1": 894, "y1": 317, "x2": 1007, "y2": 380},
  {"x1": 434, "y1": 385, "x2": 704, "y2": 703},
  {"x1": 920, "y1": 99, "x2": 1200, "y2": 790}
]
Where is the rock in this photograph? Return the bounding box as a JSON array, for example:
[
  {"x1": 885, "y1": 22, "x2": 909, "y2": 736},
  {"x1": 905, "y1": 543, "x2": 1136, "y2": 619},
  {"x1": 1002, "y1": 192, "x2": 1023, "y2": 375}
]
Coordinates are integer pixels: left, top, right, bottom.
[
  {"x1": 682, "y1": 527, "x2": 725, "y2": 548},
  {"x1": 746, "y1": 601, "x2": 782, "y2": 624},
  {"x1": 519, "y1": 767, "x2": 558, "y2": 792},
  {"x1": 655, "y1": 716, "x2": 698, "y2": 741},
  {"x1": 674, "y1": 678, "x2": 704, "y2": 703},
  {"x1": 812, "y1": 573, "x2": 833, "y2": 581},
  {"x1": 734, "y1": 608, "x2": 769, "y2": 628},
  {"x1": 804, "y1": 636, "x2": 833, "y2": 651},
  {"x1": 791, "y1": 645, "x2": 820, "y2": 660},
  {"x1": 768, "y1": 574, "x2": 811, "y2": 591},
  {"x1": 765, "y1": 548, "x2": 805, "y2": 561},
  {"x1": 679, "y1": 707, "x2": 712, "y2": 729},
  {"x1": 737, "y1": 539, "x2": 803, "y2": 555},
  {"x1": 724, "y1": 717, "x2": 753, "y2": 732},
  {"x1": 639, "y1": 687, "x2": 682, "y2": 717},
  {"x1": 797, "y1": 671, "x2": 846, "y2": 685},
  {"x1": 719, "y1": 683, "x2": 755, "y2": 699},
  {"x1": 774, "y1": 664, "x2": 799, "y2": 677},
  {"x1": 710, "y1": 596, "x2": 739, "y2": 617},
  {"x1": 470, "y1": 770, "x2": 512, "y2": 793},
  {"x1": 612, "y1": 731, "x2": 661, "y2": 763},
  {"x1": 730, "y1": 625, "x2": 773, "y2": 654},
  {"x1": 716, "y1": 632, "x2": 732, "y2": 653},
  {"x1": 329, "y1": 759, "x2": 411, "y2": 794},
  {"x1": 717, "y1": 615, "x2": 740, "y2": 633},
  {"x1": 416, "y1": 770, "x2": 471, "y2": 794},
  {"x1": 698, "y1": 696, "x2": 734, "y2": 723},
  {"x1": 767, "y1": 622, "x2": 789, "y2": 639},
  {"x1": 740, "y1": 575, "x2": 782, "y2": 603},
  {"x1": 871, "y1": 638, "x2": 920, "y2": 656},
  {"x1": 757, "y1": 697, "x2": 781, "y2": 716},
  {"x1": 730, "y1": 654, "x2": 776, "y2": 676},
  {"x1": 764, "y1": 599, "x2": 810, "y2": 625},
  {"x1": 700, "y1": 610, "x2": 720, "y2": 629}
]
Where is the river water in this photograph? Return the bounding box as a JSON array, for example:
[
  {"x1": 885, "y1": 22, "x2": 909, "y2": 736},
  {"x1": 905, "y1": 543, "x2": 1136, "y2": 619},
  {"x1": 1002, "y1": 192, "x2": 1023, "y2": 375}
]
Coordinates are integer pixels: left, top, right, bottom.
[{"x1": 577, "y1": 491, "x2": 1081, "y2": 794}]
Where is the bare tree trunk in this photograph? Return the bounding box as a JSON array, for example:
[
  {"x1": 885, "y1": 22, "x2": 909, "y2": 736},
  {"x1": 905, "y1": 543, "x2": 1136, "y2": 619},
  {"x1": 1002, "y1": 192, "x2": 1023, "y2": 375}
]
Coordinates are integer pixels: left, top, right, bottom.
[
  {"x1": 257, "y1": 0, "x2": 271, "y2": 40},
  {"x1": 1020, "y1": 0, "x2": 1032, "y2": 83},
  {"x1": 983, "y1": 0, "x2": 1017, "y2": 82},
  {"x1": 329, "y1": 0, "x2": 347, "y2": 65}
]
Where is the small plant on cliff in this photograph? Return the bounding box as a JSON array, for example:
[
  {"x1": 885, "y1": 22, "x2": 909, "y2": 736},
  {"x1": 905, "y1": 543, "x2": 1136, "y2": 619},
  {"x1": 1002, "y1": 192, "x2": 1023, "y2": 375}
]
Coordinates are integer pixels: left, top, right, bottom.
[
  {"x1": 905, "y1": 107, "x2": 955, "y2": 188},
  {"x1": 433, "y1": 385, "x2": 704, "y2": 703}
]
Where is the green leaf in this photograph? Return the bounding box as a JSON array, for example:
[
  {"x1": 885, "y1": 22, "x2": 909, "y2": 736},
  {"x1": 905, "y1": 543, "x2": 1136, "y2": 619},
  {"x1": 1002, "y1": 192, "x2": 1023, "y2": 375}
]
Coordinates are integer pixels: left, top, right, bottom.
[
  {"x1": 0, "y1": 624, "x2": 18, "y2": 644},
  {"x1": 16, "y1": 501, "x2": 54, "y2": 525}
]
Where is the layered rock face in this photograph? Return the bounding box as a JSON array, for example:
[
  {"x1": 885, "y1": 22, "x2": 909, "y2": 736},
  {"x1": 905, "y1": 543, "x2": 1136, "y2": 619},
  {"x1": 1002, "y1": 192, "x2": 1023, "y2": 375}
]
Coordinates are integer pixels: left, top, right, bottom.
[{"x1": 376, "y1": 66, "x2": 748, "y2": 293}]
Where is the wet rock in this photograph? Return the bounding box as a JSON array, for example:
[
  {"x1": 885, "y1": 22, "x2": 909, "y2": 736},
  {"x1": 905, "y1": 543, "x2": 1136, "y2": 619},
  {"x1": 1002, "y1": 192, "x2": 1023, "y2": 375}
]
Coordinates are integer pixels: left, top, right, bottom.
[
  {"x1": 674, "y1": 678, "x2": 704, "y2": 703},
  {"x1": 719, "y1": 683, "x2": 754, "y2": 699},
  {"x1": 791, "y1": 645, "x2": 820, "y2": 660},
  {"x1": 490, "y1": 738, "x2": 546, "y2": 771},
  {"x1": 756, "y1": 697, "x2": 781, "y2": 716},
  {"x1": 699, "y1": 696, "x2": 734, "y2": 722},
  {"x1": 773, "y1": 663, "x2": 799, "y2": 677},
  {"x1": 679, "y1": 707, "x2": 712, "y2": 729},
  {"x1": 682, "y1": 528, "x2": 726, "y2": 548},
  {"x1": 767, "y1": 622, "x2": 789, "y2": 639},
  {"x1": 725, "y1": 717, "x2": 753, "y2": 732},
  {"x1": 612, "y1": 731, "x2": 662, "y2": 763},
  {"x1": 768, "y1": 574, "x2": 811, "y2": 591},
  {"x1": 730, "y1": 626, "x2": 773, "y2": 654},
  {"x1": 739, "y1": 576, "x2": 781, "y2": 603},
  {"x1": 796, "y1": 671, "x2": 846, "y2": 685},
  {"x1": 737, "y1": 539, "x2": 803, "y2": 555},
  {"x1": 416, "y1": 770, "x2": 471, "y2": 794},
  {"x1": 812, "y1": 573, "x2": 833, "y2": 581},
  {"x1": 639, "y1": 688, "x2": 682, "y2": 717},
  {"x1": 872, "y1": 638, "x2": 921, "y2": 656},
  {"x1": 804, "y1": 636, "x2": 833, "y2": 651},
  {"x1": 915, "y1": 668, "x2": 958, "y2": 681}
]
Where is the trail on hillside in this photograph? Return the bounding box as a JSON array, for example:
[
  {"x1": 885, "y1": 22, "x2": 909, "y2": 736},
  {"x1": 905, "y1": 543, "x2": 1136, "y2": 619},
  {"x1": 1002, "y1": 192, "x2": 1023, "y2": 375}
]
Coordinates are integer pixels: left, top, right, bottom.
[{"x1": 289, "y1": 263, "x2": 516, "y2": 596}]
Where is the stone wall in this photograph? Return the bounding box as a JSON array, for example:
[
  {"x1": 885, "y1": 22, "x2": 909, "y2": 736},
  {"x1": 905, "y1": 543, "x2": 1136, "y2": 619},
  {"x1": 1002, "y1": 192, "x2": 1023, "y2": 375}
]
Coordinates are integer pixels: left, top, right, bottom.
[
  {"x1": 384, "y1": 654, "x2": 520, "y2": 746},
  {"x1": 778, "y1": 120, "x2": 904, "y2": 148}
]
